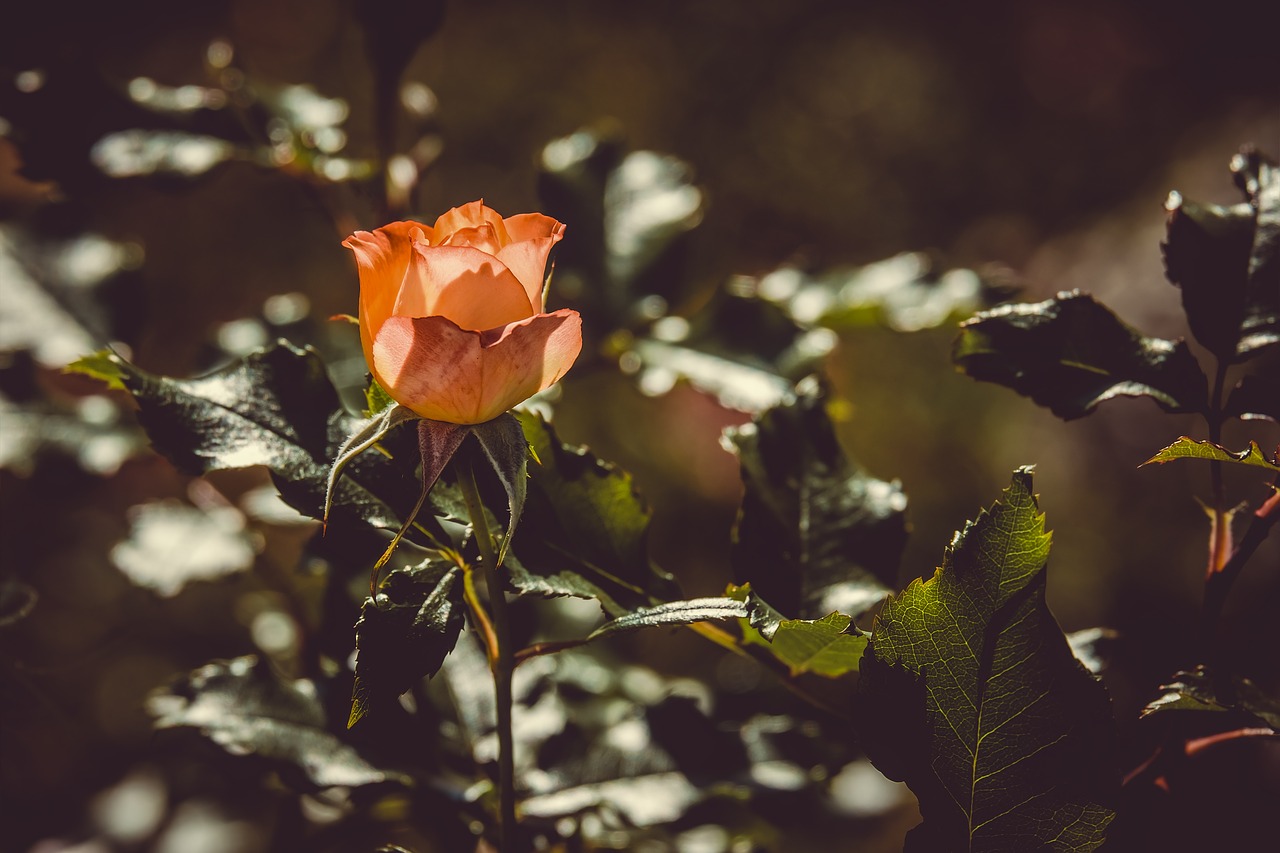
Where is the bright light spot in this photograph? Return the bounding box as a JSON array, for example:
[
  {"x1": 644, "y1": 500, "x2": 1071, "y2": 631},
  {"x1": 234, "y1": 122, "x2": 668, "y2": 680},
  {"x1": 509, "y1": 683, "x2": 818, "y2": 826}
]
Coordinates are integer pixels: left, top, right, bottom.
[
  {"x1": 91, "y1": 131, "x2": 234, "y2": 178},
  {"x1": 128, "y1": 77, "x2": 158, "y2": 103},
  {"x1": 618, "y1": 350, "x2": 642, "y2": 374},
  {"x1": 312, "y1": 126, "x2": 346, "y2": 154},
  {"x1": 636, "y1": 294, "x2": 668, "y2": 320},
  {"x1": 217, "y1": 318, "x2": 268, "y2": 355},
  {"x1": 749, "y1": 760, "x2": 808, "y2": 790},
  {"x1": 262, "y1": 292, "x2": 309, "y2": 325},
  {"x1": 542, "y1": 131, "x2": 598, "y2": 172},
  {"x1": 58, "y1": 235, "x2": 127, "y2": 286},
  {"x1": 637, "y1": 366, "x2": 677, "y2": 396},
  {"x1": 76, "y1": 395, "x2": 117, "y2": 425},
  {"x1": 251, "y1": 610, "x2": 298, "y2": 655},
  {"x1": 91, "y1": 766, "x2": 167, "y2": 843},
  {"x1": 676, "y1": 824, "x2": 730, "y2": 853},
  {"x1": 759, "y1": 266, "x2": 803, "y2": 301},
  {"x1": 207, "y1": 40, "x2": 234, "y2": 69},
  {"x1": 319, "y1": 157, "x2": 351, "y2": 181},
  {"x1": 604, "y1": 717, "x2": 650, "y2": 753},
  {"x1": 1164, "y1": 190, "x2": 1182, "y2": 212},
  {"x1": 15, "y1": 69, "x2": 45, "y2": 93},
  {"x1": 651, "y1": 315, "x2": 689, "y2": 342},
  {"x1": 278, "y1": 85, "x2": 347, "y2": 130},
  {"x1": 400, "y1": 81, "x2": 438, "y2": 117},
  {"x1": 828, "y1": 759, "x2": 908, "y2": 817},
  {"x1": 387, "y1": 154, "x2": 417, "y2": 190}
]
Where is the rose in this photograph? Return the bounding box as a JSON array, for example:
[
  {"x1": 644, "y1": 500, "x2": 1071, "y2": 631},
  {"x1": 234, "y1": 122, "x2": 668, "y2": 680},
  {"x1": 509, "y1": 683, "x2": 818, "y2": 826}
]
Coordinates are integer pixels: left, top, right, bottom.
[{"x1": 343, "y1": 201, "x2": 582, "y2": 424}]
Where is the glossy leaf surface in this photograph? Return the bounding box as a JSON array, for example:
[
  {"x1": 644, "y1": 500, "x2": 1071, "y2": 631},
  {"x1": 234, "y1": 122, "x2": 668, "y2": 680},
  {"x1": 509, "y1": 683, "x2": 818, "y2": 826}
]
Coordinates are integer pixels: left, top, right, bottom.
[
  {"x1": 509, "y1": 413, "x2": 678, "y2": 615},
  {"x1": 769, "y1": 612, "x2": 866, "y2": 677},
  {"x1": 954, "y1": 290, "x2": 1207, "y2": 419},
  {"x1": 349, "y1": 558, "x2": 465, "y2": 728},
  {"x1": 1142, "y1": 437, "x2": 1279, "y2": 472}
]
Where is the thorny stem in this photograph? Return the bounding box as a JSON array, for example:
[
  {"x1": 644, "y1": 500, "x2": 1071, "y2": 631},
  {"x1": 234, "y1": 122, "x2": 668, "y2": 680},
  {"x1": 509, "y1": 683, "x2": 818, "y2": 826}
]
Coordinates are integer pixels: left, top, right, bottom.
[{"x1": 457, "y1": 458, "x2": 517, "y2": 853}]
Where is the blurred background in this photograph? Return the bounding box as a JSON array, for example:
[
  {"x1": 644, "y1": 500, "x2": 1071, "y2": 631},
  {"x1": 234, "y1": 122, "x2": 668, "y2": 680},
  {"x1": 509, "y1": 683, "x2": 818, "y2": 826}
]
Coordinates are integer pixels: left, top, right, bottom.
[{"x1": 2, "y1": 0, "x2": 1278, "y2": 850}]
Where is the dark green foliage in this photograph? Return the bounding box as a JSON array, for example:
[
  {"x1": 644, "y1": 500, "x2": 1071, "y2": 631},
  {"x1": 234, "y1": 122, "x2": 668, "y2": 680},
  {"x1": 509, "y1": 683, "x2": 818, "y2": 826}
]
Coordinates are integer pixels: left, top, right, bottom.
[
  {"x1": 859, "y1": 470, "x2": 1117, "y2": 851},
  {"x1": 349, "y1": 558, "x2": 465, "y2": 728},
  {"x1": 67, "y1": 342, "x2": 453, "y2": 548},
  {"x1": 509, "y1": 412, "x2": 679, "y2": 616},
  {"x1": 1142, "y1": 666, "x2": 1280, "y2": 730},
  {"x1": 726, "y1": 379, "x2": 905, "y2": 620},
  {"x1": 1162, "y1": 148, "x2": 1280, "y2": 360},
  {"x1": 954, "y1": 290, "x2": 1208, "y2": 419}
]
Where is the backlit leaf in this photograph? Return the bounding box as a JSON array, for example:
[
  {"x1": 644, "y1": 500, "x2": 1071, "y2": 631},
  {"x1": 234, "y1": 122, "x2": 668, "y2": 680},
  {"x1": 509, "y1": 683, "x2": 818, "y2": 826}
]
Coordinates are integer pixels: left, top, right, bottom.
[
  {"x1": 1142, "y1": 437, "x2": 1279, "y2": 472},
  {"x1": 858, "y1": 468, "x2": 1117, "y2": 851},
  {"x1": 726, "y1": 378, "x2": 904, "y2": 620},
  {"x1": 769, "y1": 612, "x2": 866, "y2": 677},
  {"x1": 954, "y1": 290, "x2": 1208, "y2": 419}
]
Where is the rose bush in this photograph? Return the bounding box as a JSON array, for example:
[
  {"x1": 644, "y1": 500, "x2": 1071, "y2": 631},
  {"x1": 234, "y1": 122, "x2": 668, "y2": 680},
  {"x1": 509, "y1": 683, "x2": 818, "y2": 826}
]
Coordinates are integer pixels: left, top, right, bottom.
[{"x1": 343, "y1": 201, "x2": 582, "y2": 424}]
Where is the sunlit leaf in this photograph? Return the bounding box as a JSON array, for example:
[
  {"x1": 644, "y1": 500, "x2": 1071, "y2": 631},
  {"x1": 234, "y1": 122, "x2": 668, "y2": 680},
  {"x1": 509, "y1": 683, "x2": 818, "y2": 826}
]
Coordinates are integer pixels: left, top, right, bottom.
[
  {"x1": 520, "y1": 772, "x2": 700, "y2": 826},
  {"x1": 725, "y1": 378, "x2": 904, "y2": 620},
  {"x1": 72, "y1": 342, "x2": 447, "y2": 546},
  {"x1": 587, "y1": 597, "x2": 749, "y2": 641},
  {"x1": 349, "y1": 558, "x2": 464, "y2": 728},
  {"x1": 149, "y1": 656, "x2": 409, "y2": 790},
  {"x1": 1142, "y1": 437, "x2": 1279, "y2": 472},
  {"x1": 111, "y1": 500, "x2": 256, "y2": 596},
  {"x1": 769, "y1": 612, "x2": 866, "y2": 677},
  {"x1": 858, "y1": 468, "x2": 1117, "y2": 851},
  {"x1": 1232, "y1": 148, "x2": 1280, "y2": 357},
  {"x1": 954, "y1": 290, "x2": 1208, "y2": 419},
  {"x1": 510, "y1": 413, "x2": 678, "y2": 616}
]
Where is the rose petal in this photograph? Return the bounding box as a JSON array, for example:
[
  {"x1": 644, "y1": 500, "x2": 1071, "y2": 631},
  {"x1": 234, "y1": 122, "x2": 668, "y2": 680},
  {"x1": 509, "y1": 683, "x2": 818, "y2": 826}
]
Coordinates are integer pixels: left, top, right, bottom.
[
  {"x1": 369, "y1": 310, "x2": 583, "y2": 424},
  {"x1": 497, "y1": 233, "x2": 564, "y2": 309},
  {"x1": 433, "y1": 200, "x2": 510, "y2": 245},
  {"x1": 502, "y1": 213, "x2": 564, "y2": 243},
  {"x1": 344, "y1": 221, "x2": 428, "y2": 364},
  {"x1": 440, "y1": 223, "x2": 502, "y2": 255},
  {"x1": 397, "y1": 244, "x2": 534, "y2": 330}
]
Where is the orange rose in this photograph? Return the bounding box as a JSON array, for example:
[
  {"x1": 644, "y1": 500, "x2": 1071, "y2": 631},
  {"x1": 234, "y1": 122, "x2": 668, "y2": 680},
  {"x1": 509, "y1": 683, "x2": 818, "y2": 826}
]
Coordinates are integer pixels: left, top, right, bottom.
[{"x1": 343, "y1": 201, "x2": 582, "y2": 424}]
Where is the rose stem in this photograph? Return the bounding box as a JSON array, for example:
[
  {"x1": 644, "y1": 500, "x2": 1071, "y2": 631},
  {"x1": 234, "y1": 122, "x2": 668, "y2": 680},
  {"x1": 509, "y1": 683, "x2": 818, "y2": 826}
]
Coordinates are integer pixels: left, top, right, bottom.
[{"x1": 457, "y1": 456, "x2": 517, "y2": 852}]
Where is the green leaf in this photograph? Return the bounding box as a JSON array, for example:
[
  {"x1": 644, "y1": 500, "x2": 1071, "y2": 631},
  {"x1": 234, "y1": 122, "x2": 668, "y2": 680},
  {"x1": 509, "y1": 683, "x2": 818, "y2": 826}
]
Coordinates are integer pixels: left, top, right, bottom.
[
  {"x1": 726, "y1": 378, "x2": 904, "y2": 620},
  {"x1": 65, "y1": 349, "x2": 128, "y2": 391},
  {"x1": 858, "y1": 468, "x2": 1117, "y2": 851},
  {"x1": 1142, "y1": 666, "x2": 1280, "y2": 730},
  {"x1": 77, "y1": 341, "x2": 450, "y2": 548},
  {"x1": 148, "y1": 656, "x2": 409, "y2": 790},
  {"x1": 471, "y1": 412, "x2": 529, "y2": 567},
  {"x1": 364, "y1": 376, "x2": 397, "y2": 417},
  {"x1": 769, "y1": 612, "x2": 866, "y2": 677},
  {"x1": 349, "y1": 558, "x2": 464, "y2": 728},
  {"x1": 1161, "y1": 148, "x2": 1280, "y2": 360},
  {"x1": 726, "y1": 581, "x2": 786, "y2": 644},
  {"x1": 509, "y1": 412, "x2": 678, "y2": 616},
  {"x1": 1226, "y1": 370, "x2": 1280, "y2": 422},
  {"x1": 954, "y1": 290, "x2": 1208, "y2": 419},
  {"x1": 587, "y1": 597, "x2": 749, "y2": 641},
  {"x1": 1142, "y1": 437, "x2": 1279, "y2": 472}
]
